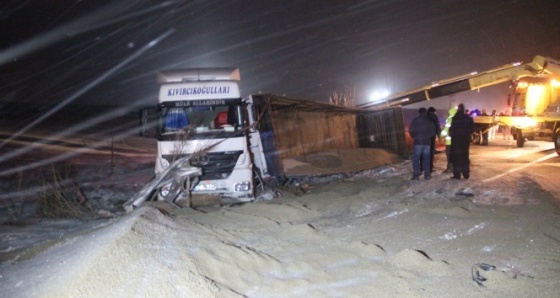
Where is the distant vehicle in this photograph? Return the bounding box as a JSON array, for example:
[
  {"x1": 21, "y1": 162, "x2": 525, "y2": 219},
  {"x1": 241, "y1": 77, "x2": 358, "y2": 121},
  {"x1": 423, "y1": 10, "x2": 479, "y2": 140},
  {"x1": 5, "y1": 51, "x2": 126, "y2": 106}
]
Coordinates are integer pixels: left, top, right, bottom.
[{"x1": 359, "y1": 55, "x2": 560, "y2": 155}]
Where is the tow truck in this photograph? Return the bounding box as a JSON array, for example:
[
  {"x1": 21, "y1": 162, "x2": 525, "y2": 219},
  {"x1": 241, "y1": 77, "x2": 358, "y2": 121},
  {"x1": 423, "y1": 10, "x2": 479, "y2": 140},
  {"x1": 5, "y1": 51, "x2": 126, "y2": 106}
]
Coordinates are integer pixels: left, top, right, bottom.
[{"x1": 358, "y1": 55, "x2": 560, "y2": 155}]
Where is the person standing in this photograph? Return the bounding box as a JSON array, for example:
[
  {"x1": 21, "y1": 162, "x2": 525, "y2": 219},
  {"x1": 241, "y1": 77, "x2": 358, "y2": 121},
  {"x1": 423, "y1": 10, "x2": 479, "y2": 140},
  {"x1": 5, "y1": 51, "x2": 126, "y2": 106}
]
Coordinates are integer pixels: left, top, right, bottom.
[
  {"x1": 479, "y1": 109, "x2": 490, "y2": 145},
  {"x1": 409, "y1": 108, "x2": 437, "y2": 180},
  {"x1": 427, "y1": 107, "x2": 441, "y2": 172},
  {"x1": 449, "y1": 104, "x2": 475, "y2": 180},
  {"x1": 440, "y1": 106, "x2": 457, "y2": 173},
  {"x1": 502, "y1": 109, "x2": 512, "y2": 140},
  {"x1": 489, "y1": 110, "x2": 497, "y2": 140}
]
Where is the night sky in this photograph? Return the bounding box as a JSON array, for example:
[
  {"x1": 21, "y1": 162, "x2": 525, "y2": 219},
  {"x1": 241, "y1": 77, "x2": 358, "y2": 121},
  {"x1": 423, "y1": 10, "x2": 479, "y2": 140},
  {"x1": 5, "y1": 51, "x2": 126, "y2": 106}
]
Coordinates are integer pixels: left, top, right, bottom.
[{"x1": 1, "y1": 0, "x2": 559, "y2": 109}]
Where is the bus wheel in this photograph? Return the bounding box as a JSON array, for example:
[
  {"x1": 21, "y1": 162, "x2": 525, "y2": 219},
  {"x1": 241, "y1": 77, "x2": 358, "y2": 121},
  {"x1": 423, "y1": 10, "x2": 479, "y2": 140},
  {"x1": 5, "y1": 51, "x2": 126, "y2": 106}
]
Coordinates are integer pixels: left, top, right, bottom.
[
  {"x1": 516, "y1": 130, "x2": 525, "y2": 148},
  {"x1": 554, "y1": 128, "x2": 560, "y2": 156}
]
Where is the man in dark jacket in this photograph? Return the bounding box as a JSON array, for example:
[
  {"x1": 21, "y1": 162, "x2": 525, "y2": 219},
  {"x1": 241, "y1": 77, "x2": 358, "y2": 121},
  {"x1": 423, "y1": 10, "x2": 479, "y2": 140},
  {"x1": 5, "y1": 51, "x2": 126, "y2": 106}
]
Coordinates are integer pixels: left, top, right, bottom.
[
  {"x1": 449, "y1": 104, "x2": 475, "y2": 179},
  {"x1": 409, "y1": 108, "x2": 437, "y2": 180},
  {"x1": 427, "y1": 107, "x2": 441, "y2": 171}
]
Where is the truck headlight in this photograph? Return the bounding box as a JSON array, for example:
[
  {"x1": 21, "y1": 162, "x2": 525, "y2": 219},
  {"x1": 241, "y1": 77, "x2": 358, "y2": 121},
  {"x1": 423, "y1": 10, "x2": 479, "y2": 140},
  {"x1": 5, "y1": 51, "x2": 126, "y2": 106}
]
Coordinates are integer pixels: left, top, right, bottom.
[
  {"x1": 235, "y1": 181, "x2": 251, "y2": 192},
  {"x1": 160, "y1": 185, "x2": 171, "y2": 196},
  {"x1": 159, "y1": 158, "x2": 170, "y2": 169},
  {"x1": 513, "y1": 117, "x2": 537, "y2": 128}
]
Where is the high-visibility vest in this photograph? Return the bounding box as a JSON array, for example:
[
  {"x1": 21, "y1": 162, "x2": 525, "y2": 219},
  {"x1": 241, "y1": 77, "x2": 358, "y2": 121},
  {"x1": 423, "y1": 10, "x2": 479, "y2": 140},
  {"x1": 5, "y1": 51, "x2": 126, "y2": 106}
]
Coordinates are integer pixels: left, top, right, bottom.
[{"x1": 440, "y1": 107, "x2": 457, "y2": 145}]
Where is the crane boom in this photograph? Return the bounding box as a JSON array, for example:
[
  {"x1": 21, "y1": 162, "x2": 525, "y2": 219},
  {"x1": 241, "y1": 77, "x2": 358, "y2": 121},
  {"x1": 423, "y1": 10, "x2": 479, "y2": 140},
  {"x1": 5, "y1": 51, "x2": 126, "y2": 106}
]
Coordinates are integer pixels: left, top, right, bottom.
[{"x1": 359, "y1": 55, "x2": 560, "y2": 110}]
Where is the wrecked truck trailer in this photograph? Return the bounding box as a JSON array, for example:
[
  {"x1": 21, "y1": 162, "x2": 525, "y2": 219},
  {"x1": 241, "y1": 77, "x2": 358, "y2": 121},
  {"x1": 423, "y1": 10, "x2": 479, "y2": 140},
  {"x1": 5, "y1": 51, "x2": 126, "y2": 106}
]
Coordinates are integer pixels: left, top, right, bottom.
[
  {"x1": 246, "y1": 94, "x2": 408, "y2": 186},
  {"x1": 132, "y1": 93, "x2": 408, "y2": 209},
  {"x1": 131, "y1": 69, "x2": 409, "y2": 210}
]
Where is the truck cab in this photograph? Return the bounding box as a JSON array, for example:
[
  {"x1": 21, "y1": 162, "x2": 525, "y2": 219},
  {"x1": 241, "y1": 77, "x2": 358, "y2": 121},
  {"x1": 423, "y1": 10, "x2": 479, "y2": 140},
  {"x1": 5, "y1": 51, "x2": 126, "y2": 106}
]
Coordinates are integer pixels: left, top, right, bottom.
[{"x1": 154, "y1": 68, "x2": 254, "y2": 203}]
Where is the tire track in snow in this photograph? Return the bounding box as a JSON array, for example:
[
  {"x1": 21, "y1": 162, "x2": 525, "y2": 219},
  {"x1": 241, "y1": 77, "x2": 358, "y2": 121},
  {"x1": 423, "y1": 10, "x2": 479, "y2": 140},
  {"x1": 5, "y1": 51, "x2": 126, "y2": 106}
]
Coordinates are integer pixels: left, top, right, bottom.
[{"x1": 482, "y1": 152, "x2": 558, "y2": 183}]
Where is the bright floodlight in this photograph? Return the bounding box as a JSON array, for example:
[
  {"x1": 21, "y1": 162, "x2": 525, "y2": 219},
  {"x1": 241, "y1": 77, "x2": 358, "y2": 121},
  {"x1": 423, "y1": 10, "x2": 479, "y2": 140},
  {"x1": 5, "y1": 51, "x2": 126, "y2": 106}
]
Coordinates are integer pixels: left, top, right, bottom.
[{"x1": 369, "y1": 90, "x2": 389, "y2": 102}]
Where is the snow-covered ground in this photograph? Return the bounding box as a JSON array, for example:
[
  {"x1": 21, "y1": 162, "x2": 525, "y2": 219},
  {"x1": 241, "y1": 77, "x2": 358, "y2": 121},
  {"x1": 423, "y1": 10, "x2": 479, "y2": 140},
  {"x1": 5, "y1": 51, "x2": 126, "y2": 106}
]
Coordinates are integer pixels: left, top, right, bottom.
[{"x1": 1, "y1": 130, "x2": 560, "y2": 297}]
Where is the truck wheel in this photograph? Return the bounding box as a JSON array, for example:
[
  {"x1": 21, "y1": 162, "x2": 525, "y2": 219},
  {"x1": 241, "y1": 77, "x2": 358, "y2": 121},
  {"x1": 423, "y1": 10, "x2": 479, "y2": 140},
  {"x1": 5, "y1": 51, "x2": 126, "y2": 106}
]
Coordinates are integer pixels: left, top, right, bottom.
[
  {"x1": 554, "y1": 128, "x2": 560, "y2": 156},
  {"x1": 471, "y1": 132, "x2": 481, "y2": 145},
  {"x1": 516, "y1": 130, "x2": 525, "y2": 148}
]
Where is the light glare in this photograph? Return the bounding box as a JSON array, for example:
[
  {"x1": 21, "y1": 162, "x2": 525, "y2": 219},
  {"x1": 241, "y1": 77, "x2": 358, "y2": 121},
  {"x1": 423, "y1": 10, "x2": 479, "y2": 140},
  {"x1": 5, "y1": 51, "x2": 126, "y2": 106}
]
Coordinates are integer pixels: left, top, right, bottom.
[{"x1": 369, "y1": 90, "x2": 389, "y2": 102}]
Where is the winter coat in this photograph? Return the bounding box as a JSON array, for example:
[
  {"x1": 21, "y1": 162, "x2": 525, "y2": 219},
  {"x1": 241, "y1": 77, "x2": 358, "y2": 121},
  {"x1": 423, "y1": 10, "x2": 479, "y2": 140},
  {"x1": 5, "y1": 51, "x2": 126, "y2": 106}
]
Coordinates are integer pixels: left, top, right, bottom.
[
  {"x1": 449, "y1": 112, "x2": 475, "y2": 146},
  {"x1": 428, "y1": 112, "x2": 441, "y2": 138},
  {"x1": 409, "y1": 114, "x2": 437, "y2": 146}
]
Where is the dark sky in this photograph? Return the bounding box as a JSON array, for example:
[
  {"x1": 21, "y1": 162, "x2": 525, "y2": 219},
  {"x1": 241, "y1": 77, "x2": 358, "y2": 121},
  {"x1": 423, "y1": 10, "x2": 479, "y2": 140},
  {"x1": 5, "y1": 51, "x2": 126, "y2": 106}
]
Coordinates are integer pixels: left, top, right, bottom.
[{"x1": 1, "y1": 0, "x2": 559, "y2": 109}]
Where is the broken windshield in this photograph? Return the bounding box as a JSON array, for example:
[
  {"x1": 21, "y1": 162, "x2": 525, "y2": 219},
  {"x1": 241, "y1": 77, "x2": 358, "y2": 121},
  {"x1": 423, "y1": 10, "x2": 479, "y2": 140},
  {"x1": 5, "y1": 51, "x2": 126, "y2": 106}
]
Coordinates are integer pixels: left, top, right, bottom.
[{"x1": 159, "y1": 103, "x2": 243, "y2": 140}]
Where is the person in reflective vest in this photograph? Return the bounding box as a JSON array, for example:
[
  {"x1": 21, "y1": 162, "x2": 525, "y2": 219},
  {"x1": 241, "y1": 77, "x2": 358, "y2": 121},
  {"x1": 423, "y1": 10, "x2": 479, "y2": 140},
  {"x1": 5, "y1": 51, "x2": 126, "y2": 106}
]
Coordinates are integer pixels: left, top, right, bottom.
[{"x1": 440, "y1": 106, "x2": 457, "y2": 173}]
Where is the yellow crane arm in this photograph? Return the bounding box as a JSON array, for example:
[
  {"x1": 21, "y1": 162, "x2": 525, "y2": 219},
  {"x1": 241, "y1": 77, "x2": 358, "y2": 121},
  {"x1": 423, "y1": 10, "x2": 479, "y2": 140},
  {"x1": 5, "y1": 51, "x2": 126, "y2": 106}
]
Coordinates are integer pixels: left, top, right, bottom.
[{"x1": 359, "y1": 55, "x2": 560, "y2": 110}]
